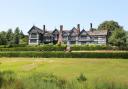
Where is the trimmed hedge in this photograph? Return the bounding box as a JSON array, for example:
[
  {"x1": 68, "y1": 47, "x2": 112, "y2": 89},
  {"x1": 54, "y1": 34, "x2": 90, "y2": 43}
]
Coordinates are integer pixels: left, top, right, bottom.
[
  {"x1": 0, "y1": 45, "x2": 113, "y2": 51},
  {"x1": 0, "y1": 51, "x2": 127, "y2": 58},
  {"x1": 71, "y1": 45, "x2": 111, "y2": 50},
  {"x1": 0, "y1": 45, "x2": 66, "y2": 51}
]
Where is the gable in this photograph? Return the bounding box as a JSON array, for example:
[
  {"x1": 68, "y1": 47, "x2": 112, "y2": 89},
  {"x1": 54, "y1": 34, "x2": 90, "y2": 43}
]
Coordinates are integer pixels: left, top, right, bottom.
[
  {"x1": 80, "y1": 30, "x2": 87, "y2": 36},
  {"x1": 70, "y1": 27, "x2": 78, "y2": 36},
  {"x1": 62, "y1": 31, "x2": 68, "y2": 36},
  {"x1": 52, "y1": 29, "x2": 59, "y2": 35},
  {"x1": 28, "y1": 26, "x2": 44, "y2": 34},
  {"x1": 79, "y1": 29, "x2": 90, "y2": 36}
]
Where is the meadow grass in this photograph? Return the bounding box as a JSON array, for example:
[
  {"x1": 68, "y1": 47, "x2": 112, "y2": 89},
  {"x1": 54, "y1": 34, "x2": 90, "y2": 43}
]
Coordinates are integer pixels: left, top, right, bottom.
[{"x1": 0, "y1": 58, "x2": 128, "y2": 89}]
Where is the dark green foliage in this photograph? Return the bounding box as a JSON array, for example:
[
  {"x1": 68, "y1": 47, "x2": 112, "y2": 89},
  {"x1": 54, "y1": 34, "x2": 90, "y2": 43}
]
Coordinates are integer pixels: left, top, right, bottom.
[
  {"x1": 77, "y1": 73, "x2": 87, "y2": 82},
  {"x1": 0, "y1": 51, "x2": 127, "y2": 58},
  {"x1": 0, "y1": 27, "x2": 27, "y2": 45},
  {"x1": 98, "y1": 20, "x2": 121, "y2": 31},
  {"x1": 0, "y1": 45, "x2": 114, "y2": 51},
  {"x1": 71, "y1": 45, "x2": 111, "y2": 51},
  {"x1": 0, "y1": 45, "x2": 66, "y2": 51},
  {"x1": 14, "y1": 27, "x2": 20, "y2": 44},
  {"x1": 98, "y1": 20, "x2": 127, "y2": 47},
  {"x1": 20, "y1": 30, "x2": 25, "y2": 39},
  {"x1": 109, "y1": 28, "x2": 127, "y2": 49},
  {"x1": 0, "y1": 31, "x2": 7, "y2": 45},
  {"x1": 6, "y1": 29, "x2": 14, "y2": 45}
]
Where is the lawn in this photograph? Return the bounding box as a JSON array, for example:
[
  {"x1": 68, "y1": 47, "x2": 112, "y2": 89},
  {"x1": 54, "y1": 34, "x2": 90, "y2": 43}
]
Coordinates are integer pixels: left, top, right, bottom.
[{"x1": 0, "y1": 58, "x2": 128, "y2": 89}]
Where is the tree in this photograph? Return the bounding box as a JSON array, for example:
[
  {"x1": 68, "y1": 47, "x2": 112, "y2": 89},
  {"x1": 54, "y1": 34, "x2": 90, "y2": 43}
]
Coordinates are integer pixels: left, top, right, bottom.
[
  {"x1": 14, "y1": 27, "x2": 20, "y2": 44},
  {"x1": 0, "y1": 31, "x2": 7, "y2": 45},
  {"x1": 20, "y1": 30, "x2": 25, "y2": 39},
  {"x1": 98, "y1": 20, "x2": 122, "y2": 31},
  {"x1": 20, "y1": 36, "x2": 28, "y2": 44},
  {"x1": 98, "y1": 20, "x2": 123, "y2": 37},
  {"x1": 6, "y1": 29, "x2": 14, "y2": 45},
  {"x1": 126, "y1": 31, "x2": 128, "y2": 47},
  {"x1": 108, "y1": 28, "x2": 127, "y2": 49}
]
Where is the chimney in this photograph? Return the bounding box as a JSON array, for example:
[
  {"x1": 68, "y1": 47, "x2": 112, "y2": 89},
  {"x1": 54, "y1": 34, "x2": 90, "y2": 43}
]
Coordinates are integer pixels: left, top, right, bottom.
[
  {"x1": 60, "y1": 25, "x2": 63, "y2": 33},
  {"x1": 57, "y1": 25, "x2": 63, "y2": 44},
  {"x1": 90, "y1": 23, "x2": 93, "y2": 31},
  {"x1": 77, "y1": 24, "x2": 80, "y2": 33},
  {"x1": 43, "y1": 25, "x2": 45, "y2": 32}
]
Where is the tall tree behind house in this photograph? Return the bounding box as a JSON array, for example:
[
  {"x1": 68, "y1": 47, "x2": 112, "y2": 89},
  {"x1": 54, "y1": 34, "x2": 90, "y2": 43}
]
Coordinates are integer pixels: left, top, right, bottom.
[{"x1": 14, "y1": 27, "x2": 20, "y2": 44}]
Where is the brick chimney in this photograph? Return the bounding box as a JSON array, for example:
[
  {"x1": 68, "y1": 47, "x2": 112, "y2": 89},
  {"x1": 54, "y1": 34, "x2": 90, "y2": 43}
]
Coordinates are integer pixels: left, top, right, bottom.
[
  {"x1": 43, "y1": 25, "x2": 45, "y2": 32},
  {"x1": 57, "y1": 25, "x2": 63, "y2": 44},
  {"x1": 77, "y1": 24, "x2": 80, "y2": 34}
]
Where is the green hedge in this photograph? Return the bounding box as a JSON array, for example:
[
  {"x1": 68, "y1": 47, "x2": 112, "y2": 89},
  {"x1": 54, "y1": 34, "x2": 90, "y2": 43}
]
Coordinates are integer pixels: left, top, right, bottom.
[
  {"x1": 0, "y1": 45, "x2": 66, "y2": 51},
  {"x1": 0, "y1": 51, "x2": 127, "y2": 58},
  {"x1": 71, "y1": 45, "x2": 112, "y2": 50},
  {"x1": 0, "y1": 45, "x2": 113, "y2": 51}
]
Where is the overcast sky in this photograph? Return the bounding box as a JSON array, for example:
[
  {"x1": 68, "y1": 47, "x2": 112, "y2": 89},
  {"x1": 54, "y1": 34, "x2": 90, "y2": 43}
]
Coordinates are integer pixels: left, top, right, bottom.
[{"x1": 0, "y1": 0, "x2": 127, "y2": 34}]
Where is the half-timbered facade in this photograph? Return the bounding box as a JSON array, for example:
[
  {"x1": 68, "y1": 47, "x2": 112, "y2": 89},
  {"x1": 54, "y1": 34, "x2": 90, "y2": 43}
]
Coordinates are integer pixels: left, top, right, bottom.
[{"x1": 28, "y1": 24, "x2": 108, "y2": 45}]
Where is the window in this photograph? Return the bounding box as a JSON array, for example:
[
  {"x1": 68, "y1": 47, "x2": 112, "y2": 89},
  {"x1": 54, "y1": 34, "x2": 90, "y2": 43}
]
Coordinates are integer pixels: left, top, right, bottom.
[
  {"x1": 30, "y1": 33, "x2": 37, "y2": 38},
  {"x1": 30, "y1": 39, "x2": 37, "y2": 43}
]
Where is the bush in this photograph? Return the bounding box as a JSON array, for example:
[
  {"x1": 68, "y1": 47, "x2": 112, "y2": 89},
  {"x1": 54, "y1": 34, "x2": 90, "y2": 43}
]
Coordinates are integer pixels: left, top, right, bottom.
[{"x1": 77, "y1": 73, "x2": 87, "y2": 82}]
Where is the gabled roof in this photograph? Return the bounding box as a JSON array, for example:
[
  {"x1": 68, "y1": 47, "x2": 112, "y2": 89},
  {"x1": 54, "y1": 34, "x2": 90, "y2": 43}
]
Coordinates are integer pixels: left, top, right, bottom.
[
  {"x1": 28, "y1": 26, "x2": 44, "y2": 34},
  {"x1": 87, "y1": 30, "x2": 108, "y2": 36},
  {"x1": 69, "y1": 27, "x2": 79, "y2": 36},
  {"x1": 79, "y1": 29, "x2": 89, "y2": 36},
  {"x1": 62, "y1": 30, "x2": 70, "y2": 36},
  {"x1": 52, "y1": 29, "x2": 59, "y2": 35}
]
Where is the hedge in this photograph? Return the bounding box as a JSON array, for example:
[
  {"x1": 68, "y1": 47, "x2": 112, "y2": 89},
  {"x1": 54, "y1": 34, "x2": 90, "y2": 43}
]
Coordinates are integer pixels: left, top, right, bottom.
[
  {"x1": 0, "y1": 45, "x2": 66, "y2": 51},
  {"x1": 0, "y1": 51, "x2": 127, "y2": 58},
  {"x1": 71, "y1": 45, "x2": 111, "y2": 50},
  {"x1": 0, "y1": 45, "x2": 114, "y2": 51}
]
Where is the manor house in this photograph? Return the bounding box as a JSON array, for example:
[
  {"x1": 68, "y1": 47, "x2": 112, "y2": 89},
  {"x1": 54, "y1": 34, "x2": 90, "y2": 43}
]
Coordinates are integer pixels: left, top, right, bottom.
[{"x1": 28, "y1": 24, "x2": 108, "y2": 45}]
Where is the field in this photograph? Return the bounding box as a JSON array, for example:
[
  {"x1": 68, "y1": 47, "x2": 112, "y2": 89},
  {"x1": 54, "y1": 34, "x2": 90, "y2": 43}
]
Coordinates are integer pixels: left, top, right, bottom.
[{"x1": 0, "y1": 58, "x2": 128, "y2": 89}]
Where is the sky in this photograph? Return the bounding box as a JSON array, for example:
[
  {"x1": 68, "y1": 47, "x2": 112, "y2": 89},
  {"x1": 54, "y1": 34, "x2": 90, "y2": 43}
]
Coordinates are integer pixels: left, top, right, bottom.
[{"x1": 0, "y1": 0, "x2": 127, "y2": 34}]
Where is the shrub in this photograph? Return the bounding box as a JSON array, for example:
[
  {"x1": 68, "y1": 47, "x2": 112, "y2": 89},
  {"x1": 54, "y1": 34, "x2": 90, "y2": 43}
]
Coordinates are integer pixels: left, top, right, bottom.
[{"x1": 77, "y1": 73, "x2": 87, "y2": 82}]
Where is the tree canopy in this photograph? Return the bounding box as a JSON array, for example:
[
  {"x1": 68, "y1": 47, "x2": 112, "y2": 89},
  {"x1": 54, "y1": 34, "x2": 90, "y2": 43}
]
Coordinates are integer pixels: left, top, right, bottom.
[
  {"x1": 98, "y1": 20, "x2": 122, "y2": 31},
  {"x1": 0, "y1": 27, "x2": 27, "y2": 45},
  {"x1": 108, "y1": 28, "x2": 127, "y2": 49}
]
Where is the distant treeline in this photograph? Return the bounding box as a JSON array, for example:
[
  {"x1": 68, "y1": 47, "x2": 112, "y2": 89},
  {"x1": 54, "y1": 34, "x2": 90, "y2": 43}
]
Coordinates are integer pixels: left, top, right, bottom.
[{"x1": 0, "y1": 27, "x2": 28, "y2": 45}]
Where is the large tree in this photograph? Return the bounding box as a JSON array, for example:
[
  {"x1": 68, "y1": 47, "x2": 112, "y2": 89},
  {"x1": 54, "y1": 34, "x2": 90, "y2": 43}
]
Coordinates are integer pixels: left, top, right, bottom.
[
  {"x1": 98, "y1": 20, "x2": 122, "y2": 31},
  {"x1": 0, "y1": 31, "x2": 7, "y2": 45},
  {"x1": 20, "y1": 30, "x2": 25, "y2": 39},
  {"x1": 6, "y1": 29, "x2": 14, "y2": 45},
  {"x1": 108, "y1": 28, "x2": 127, "y2": 49},
  {"x1": 14, "y1": 27, "x2": 20, "y2": 44}
]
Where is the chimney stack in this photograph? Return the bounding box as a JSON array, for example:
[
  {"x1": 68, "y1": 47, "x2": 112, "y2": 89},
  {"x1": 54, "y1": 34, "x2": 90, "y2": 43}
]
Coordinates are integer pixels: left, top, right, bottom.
[
  {"x1": 60, "y1": 25, "x2": 63, "y2": 33},
  {"x1": 90, "y1": 23, "x2": 92, "y2": 29},
  {"x1": 77, "y1": 24, "x2": 80, "y2": 33},
  {"x1": 43, "y1": 25, "x2": 45, "y2": 32},
  {"x1": 57, "y1": 25, "x2": 63, "y2": 44},
  {"x1": 90, "y1": 23, "x2": 93, "y2": 31}
]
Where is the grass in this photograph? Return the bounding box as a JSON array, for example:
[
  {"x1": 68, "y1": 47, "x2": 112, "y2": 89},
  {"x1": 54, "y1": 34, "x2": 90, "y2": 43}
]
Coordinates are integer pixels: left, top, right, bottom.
[{"x1": 0, "y1": 58, "x2": 128, "y2": 89}]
